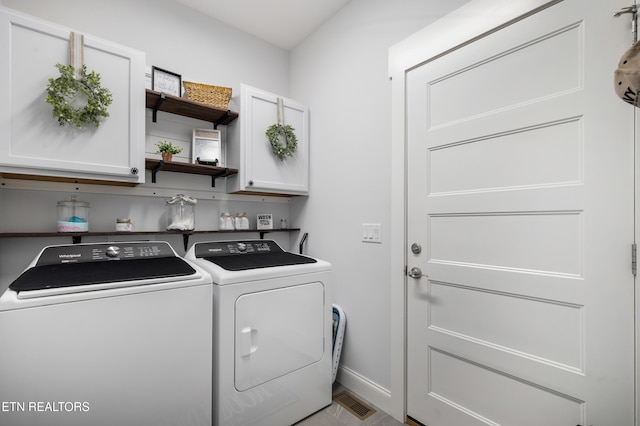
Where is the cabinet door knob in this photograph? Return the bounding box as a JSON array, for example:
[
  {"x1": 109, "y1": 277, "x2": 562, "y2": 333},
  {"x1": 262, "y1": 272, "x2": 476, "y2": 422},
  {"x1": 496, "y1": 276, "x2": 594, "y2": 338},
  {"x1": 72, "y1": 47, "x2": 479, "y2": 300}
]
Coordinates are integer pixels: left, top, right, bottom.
[
  {"x1": 248, "y1": 180, "x2": 254, "y2": 186},
  {"x1": 130, "y1": 167, "x2": 139, "y2": 175}
]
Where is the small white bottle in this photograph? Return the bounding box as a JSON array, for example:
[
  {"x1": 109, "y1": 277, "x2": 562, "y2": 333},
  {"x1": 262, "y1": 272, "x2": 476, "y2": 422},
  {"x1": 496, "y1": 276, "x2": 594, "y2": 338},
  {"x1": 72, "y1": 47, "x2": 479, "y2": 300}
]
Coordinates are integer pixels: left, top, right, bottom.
[
  {"x1": 219, "y1": 213, "x2": 235, "y2": 230},
  {"x1": 235, "y1": 212, "x2": 249, "y2": 230}
]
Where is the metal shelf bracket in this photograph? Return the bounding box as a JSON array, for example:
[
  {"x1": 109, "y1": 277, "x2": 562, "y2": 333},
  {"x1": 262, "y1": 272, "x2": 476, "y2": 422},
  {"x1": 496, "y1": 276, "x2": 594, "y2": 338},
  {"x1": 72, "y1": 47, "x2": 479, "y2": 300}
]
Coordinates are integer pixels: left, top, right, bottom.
[
  {"x1": 211, "y1": 168, "x2": 231, "y2": 187},
  {"x1": 150, "y1": 160, "x2": 165, "y2": 183},
  {"x1": 151, "y1": 92, "x2": 166, "y2": 122}
]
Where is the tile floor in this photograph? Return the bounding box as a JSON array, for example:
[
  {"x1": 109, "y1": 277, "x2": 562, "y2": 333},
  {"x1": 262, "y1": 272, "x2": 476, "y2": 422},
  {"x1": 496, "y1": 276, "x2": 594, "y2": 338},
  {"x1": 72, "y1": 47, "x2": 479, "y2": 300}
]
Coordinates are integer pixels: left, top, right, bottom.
[{"x1": 295, "y1": 384, "x2": 405, "y2": 426}]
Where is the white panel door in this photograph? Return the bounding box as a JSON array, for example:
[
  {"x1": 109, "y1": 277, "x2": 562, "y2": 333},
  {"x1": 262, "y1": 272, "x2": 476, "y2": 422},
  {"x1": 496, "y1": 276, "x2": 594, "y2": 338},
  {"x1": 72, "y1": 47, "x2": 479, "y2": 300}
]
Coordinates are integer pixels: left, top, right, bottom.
[{"x1": 406, "y1": 1, "x2": 635, "y2": 425}]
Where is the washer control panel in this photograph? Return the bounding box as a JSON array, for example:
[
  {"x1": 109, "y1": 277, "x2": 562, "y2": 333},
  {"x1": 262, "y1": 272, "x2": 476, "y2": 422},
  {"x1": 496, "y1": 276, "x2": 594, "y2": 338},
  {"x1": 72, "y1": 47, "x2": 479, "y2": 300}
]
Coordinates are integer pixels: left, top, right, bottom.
[
  {"x1": 194, "y1": 240, "x2": 283, "y2": 258},
  {"x1": 35, "y1": 242, "x2": 175, "y2": 266}
]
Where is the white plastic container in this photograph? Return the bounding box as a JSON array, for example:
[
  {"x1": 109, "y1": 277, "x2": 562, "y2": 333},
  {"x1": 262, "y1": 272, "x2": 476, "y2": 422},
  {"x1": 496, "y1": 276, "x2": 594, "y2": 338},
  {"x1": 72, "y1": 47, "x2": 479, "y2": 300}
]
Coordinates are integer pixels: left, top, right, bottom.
[
  {"x1": 219, "y1": 213, "x2": 235, "y2": 230},
  {"x1": 235, "y1": 212, "x2": 249, "y2": 230},
  {"x1": 116, "y1": 218, "x2": 134, "y2": 232}
]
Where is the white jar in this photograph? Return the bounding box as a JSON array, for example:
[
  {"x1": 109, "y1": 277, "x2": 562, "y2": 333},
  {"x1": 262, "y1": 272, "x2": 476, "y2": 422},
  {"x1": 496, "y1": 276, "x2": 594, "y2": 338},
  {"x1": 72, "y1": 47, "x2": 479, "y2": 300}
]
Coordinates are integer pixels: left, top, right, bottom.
[
  {"x1": 116, "y1": 218, "x2": 134, "y2": 232},
  {"x1": 235, "y1": 212, "x2": 249, "y2": 230},
  {"x1": 219, "y1": 213, "x2": 235, "y2": 230},
  {"x1": 57, "y1": 195, "x2": 90, "y2": 232},
  {"x1": 166, "y1": 194, "x2": 196, "y2": 231}
]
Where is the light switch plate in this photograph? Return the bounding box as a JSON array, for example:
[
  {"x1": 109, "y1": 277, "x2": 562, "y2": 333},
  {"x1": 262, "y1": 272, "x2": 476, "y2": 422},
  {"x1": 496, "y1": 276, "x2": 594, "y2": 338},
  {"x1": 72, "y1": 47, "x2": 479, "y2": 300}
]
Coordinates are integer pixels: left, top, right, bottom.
[{"x1": 362, "y1": 223, "x2": 382, "y2": 243}]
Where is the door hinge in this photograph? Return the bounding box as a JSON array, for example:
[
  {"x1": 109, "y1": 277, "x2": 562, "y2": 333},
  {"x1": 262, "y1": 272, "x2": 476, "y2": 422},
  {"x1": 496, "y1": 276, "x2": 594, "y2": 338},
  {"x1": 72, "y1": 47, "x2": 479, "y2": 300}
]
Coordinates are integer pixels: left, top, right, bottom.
[
  {"x1": 615, "y1": 5, "x2": 638, "y2": 43},
  {"x1": 632, "y1": 243, "x2": 637, "y2": 276}
]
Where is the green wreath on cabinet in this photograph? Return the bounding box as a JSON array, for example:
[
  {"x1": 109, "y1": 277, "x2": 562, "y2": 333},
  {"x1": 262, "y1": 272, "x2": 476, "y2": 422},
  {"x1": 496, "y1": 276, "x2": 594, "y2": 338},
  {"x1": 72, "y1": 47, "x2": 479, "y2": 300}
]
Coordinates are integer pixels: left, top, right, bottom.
[
  {"x1": 45, "y1": 63, "x2": 113, "y2": 128},
  {"x1": 266, "y1": 123, "x2": 298, "y2": 160}
]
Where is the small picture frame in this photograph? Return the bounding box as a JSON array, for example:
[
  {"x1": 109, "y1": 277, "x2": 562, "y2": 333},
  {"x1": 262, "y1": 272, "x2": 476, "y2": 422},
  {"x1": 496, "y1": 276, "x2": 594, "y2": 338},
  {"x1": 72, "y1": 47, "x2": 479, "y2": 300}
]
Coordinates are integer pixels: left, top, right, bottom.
[
  {"x1": 152, "y1": 66, "x2": 182, "y2": 97},
  {"x1": 257, "y1": 214, "x2": 273, "y2": 230}
]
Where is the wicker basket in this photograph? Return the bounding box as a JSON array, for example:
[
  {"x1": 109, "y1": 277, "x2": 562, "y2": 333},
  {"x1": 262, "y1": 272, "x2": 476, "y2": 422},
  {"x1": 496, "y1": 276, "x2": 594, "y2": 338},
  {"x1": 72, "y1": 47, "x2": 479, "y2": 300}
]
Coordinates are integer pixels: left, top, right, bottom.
[{"x1": 183, "y1": 81, "x2": 232, "y2": 110}]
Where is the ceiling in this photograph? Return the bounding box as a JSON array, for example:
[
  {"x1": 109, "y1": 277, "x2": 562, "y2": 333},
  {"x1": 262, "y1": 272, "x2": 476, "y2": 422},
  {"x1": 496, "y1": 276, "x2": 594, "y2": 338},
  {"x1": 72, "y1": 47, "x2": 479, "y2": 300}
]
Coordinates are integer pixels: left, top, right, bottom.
[{"x1": 175, "y1": 0, "x2": 353, "y2": 50}]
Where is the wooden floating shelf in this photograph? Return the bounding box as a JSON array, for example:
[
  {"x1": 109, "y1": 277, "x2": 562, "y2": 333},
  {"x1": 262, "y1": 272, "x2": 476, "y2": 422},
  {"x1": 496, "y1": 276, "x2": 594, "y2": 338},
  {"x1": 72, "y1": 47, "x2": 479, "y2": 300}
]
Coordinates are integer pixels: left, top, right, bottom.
[
  {"x1": 146, "y1": 89, "x2": 239, "y2": 127},
  {"x1": 145, "y1": 158, "x2": 238, "y2": 187},
  {"x1": 0, "y1": 228, "x2": 301, "y2": 250}
]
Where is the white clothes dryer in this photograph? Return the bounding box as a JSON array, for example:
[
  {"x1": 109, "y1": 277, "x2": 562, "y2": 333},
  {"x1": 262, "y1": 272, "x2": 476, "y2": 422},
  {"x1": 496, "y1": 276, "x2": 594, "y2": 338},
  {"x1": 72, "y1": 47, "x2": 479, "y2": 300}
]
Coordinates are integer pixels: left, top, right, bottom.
[
  {"x1": 0, "y1": 241, "x2": 213, "y2": 426},
  {"x1": 184, "y1": 240, "x2": 333, "y2": 426}
]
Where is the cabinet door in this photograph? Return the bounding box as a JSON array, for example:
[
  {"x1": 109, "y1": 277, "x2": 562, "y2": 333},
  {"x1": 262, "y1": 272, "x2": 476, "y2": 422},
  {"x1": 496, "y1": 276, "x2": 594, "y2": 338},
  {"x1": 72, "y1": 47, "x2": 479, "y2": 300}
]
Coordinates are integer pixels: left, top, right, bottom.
[
  {"x1": 228, "y1": 84, "x2": 309, "y2": 195},
  {"x1": 0, "y1": 7, "x2": 145, "y2": 184}
]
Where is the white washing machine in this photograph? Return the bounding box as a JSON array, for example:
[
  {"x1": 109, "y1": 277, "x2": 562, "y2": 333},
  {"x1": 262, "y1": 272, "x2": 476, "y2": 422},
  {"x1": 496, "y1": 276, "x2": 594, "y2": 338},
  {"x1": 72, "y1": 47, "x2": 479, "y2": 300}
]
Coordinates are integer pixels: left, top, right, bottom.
[
  {"x1": 184, "y1": 239, "x2": 332, "y2": 426},
  {"x1": 0, "y1": 241, "x2": 213, "y2": 426}
]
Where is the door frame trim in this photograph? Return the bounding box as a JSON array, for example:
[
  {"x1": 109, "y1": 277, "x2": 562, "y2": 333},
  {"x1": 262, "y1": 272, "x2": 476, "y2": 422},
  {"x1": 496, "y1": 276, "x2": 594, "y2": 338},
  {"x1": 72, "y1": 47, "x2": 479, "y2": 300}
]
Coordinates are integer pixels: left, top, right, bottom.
[{"x1": 388, "y1": 0, "x2": 562, "y2": 421}]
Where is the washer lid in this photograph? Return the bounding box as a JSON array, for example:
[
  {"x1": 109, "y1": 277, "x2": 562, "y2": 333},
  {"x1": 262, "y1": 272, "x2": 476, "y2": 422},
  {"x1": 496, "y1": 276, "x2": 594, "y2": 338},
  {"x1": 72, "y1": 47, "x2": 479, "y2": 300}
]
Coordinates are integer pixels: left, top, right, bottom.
[
  {"x1": 194, "y1": 240, "x2": 316, "y2": 271},
  {"x1": 10, "y1": 257, "x2": 196, "y2": 292},
  {"x1": 9, "y1": 242, "x2": 196, "y2": 293}
]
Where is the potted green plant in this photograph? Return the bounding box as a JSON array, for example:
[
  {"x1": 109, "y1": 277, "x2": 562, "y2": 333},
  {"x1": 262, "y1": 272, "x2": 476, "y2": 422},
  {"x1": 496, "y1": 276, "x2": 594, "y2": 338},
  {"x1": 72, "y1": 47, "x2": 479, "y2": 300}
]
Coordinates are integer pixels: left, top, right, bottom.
[{"x1": 156, "y1": 140, "x2": 182, "y2": 162}]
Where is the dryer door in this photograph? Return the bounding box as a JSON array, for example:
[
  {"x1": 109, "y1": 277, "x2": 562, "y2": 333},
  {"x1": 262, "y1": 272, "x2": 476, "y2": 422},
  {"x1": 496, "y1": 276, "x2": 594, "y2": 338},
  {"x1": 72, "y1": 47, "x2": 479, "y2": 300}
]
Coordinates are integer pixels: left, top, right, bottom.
[{"x1": 234, "y1": 281, "x2": 325, "y2": 391}]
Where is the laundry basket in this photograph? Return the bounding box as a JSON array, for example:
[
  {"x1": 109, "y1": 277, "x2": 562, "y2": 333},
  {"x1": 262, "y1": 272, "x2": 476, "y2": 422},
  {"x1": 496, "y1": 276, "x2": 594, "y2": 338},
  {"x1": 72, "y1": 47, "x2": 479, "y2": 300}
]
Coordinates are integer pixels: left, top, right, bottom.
[{"x1": 332, "y1": 304, "x2": 346, "y2": 383}]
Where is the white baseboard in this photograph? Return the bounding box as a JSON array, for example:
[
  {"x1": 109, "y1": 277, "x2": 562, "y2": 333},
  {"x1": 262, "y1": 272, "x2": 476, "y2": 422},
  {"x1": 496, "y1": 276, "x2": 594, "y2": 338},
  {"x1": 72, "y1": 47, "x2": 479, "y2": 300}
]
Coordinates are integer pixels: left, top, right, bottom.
[{"x1": 335, "y1": 365, "x2": 393, "y2": 415}]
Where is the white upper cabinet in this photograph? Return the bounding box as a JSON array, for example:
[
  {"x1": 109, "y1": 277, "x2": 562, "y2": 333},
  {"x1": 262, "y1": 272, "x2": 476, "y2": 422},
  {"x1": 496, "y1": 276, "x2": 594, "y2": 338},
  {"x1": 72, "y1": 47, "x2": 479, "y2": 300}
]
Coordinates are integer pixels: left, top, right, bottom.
[
  {"x1": 0, "y1": 7, "x2": 145, "y2": 184},
  {"x1": 227, "y1": 84, "x2": 309, "y2": 195}
]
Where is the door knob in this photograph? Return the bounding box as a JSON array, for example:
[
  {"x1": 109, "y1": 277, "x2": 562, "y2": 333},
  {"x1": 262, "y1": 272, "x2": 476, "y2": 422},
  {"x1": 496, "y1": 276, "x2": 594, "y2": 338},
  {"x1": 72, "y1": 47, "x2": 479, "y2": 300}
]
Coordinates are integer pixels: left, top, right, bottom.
[{"x1": 407, "y1": 267, "x2": 427, "y2": 279}]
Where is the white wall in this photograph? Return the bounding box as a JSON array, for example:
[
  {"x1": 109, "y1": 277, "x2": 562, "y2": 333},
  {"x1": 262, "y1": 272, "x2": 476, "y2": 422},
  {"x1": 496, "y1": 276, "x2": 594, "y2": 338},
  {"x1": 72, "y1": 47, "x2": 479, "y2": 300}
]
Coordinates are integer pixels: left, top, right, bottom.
[
  {"x1": 289, "y1": 0, "x2": 470, "y2": 408},
  {"x1": 1, "y1": 0, "x2": 290, "y2": 98}
]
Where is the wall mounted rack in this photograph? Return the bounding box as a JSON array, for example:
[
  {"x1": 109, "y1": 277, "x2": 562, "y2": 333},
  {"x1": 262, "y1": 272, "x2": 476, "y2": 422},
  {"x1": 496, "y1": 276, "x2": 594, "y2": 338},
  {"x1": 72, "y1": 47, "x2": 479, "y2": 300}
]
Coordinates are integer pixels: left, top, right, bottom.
[
  {"x1": 146, "y1": 89, "x2": 239, "y2": 129},
  {"x1": 145, "y1": 158, "x2": 238, "y2": 187},
  {"x1": 0, "y1": 228, "x2": 300, "y2": 250}
]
